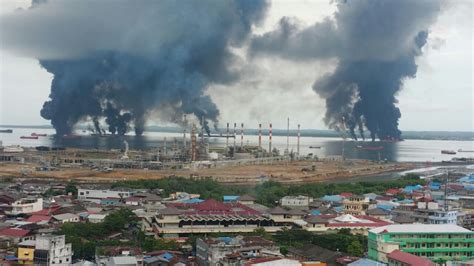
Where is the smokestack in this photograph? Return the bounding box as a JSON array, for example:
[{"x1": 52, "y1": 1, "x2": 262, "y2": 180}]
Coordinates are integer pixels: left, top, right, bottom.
[
  {"x1": 191, "y1": 124, "x2": 197, "y2": 161},
  {"x1": 240, "y1": 123, "x2": 244, "y2": 148},
  {"x1": 201, "y1": 115, "x2": 205, "y2": 144},
  {"x1": 183, "y1": 114, "x2": 187, "y2": 149},
  {"x1": 258, "y1": 123, "x2": 262, "y2": 148},
  {"x1": 233, "y1": 123, "x2": 237, "y2": 151},
  {"x1": 286, "y1": 117, "x2": 290, "y2": 152},
  {"x1": 297, "y1": 124, "x2": 300, "y2": 156},
  {"x1": 164, "y1": 137, "x2": 167, "y2": 156},
  {"x1": 226, "y1": 122, "x2": 229, "y2": 148},
  {"x1": 269, "y1": 123, "x2": 272, "y2": 155}
]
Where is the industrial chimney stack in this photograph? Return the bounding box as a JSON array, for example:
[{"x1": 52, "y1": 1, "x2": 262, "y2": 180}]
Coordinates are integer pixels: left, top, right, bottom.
[
  {"x1": 269, "y1": 123, "x2": 272, "y2": 155},
  {"x1": 240, "y1": 123, "x2": 244, "y2": 148},
  {"x1": 297, "y1": 124, "x2": 300, "y2": 156}
]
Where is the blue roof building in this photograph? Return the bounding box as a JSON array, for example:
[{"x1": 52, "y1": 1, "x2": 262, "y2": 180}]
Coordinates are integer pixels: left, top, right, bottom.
[
  {"x1": 322, "y1": 195, "x2": 343, "y2": 203},
  {"x1": 223, "y1": 196, "x2": 240, "y2": 202}
]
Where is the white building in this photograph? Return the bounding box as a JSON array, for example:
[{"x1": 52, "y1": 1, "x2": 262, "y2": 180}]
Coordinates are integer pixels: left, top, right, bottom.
[
  {"x1": 78, "y1": 188, "x2": 134, "y2": 203},
  {"x1": 34, "y1": 235, "x2": 72, "y2": 266},
  {"x1": 53, "y1": 213, "x2": 80, "y2": 223},
  {"x1": 6, "y1": 197, "x2": 43, "y2": 215},
  {"x1": 280, "y1": 195, "x2": 313, "y2": 207},
  {"x1": 107, "y1": 256, "x2": 138, "y2": 266},
  {"x1": 87, "y1": 213, "x2": 108, "y2": 223}
]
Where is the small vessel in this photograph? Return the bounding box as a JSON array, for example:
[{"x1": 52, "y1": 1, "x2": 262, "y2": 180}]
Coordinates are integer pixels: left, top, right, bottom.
[
  {"x1": 441, "y1": 150, "x2": 456, "y2": 155},
  {"x1": 356, "y1": 145, "x2": 384, "y2": 151},
  {"x1": 3, "y1": 145, "x2": 24, "y2": 153},
  {"x1": 31, "y1": 133, "x2": 47, "y2": 137},
  {"x1": 20, "y1": 136, "x2": 39, "y2": 139},
  {"x1": 309, "y1": 146, "x2": 321, "y2": 149},
  {"x1": 0, "y1": 129, "x2": 13, "y2": 133},
  {"x1": 458, "y1": 149, "x2": 474, "y2": 153},
  {"x1": 62, "y1": 134, "x2": 81, "y2": 139}
]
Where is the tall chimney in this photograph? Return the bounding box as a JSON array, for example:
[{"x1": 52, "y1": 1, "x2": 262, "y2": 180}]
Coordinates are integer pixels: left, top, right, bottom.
[
  {"x1": 226, "y1": 122, "x2": 229, "y2": 148},
  {"x1": 164, "y1": 137, "x2": 167, "y2": 156},
  {"x1": 286, "y1": 117, "x2": 290, "y2": 152},
  {"x1": 269, "y1": 123, "x2": 272, "y2": 155},
  {"x1": 258, "y1": 123, "x2": 262, "y2": 148},
  {"x1": 201, "y1": 115, "x2": 205, "y2": 144},
  {"x1": 297, "y1": 124, "x2": 300, "y2": 156},
  {"x1": 191, "y1": 124, "x2": 197, "y2": 161},
  {"x1": 233, "y1": 123, "x2": 237, "y2": 151},
  {"x1": 183, "y1": 114, "x2": 187, "y2": 149},
  {"x1": 240, "y1": 123, "x2": 244, "y2": 148}
]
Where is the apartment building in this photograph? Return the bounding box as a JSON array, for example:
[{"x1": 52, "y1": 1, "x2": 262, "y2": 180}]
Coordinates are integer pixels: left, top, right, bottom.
[
  {"x1": 33, "y1": 235, "x2": 72, "y2": 266},
  {"x1": 368, "y1": 224, "x2": 474, "y2": 263},
  {"x1": 78, "y1": 188, "x2": 134, "y2": 203}
]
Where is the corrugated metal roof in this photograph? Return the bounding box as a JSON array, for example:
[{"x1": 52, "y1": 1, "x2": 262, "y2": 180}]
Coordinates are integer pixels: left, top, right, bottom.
[{"x1": 370, "y1": 224, "x2": 472, "y2": 234}]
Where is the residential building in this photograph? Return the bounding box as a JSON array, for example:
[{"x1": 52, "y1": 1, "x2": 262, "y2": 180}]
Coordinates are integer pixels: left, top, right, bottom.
[
  {"x1": 304, "y1": 214, "x2": 390, "y2": 234},
  {"x1": 238, "y1": 195, "x2": 256, "y2": 205},
  {"x1": 53, "y1": 213, "x2": 80, "y2": 223},
  {"x1": 107, "y1": 256, "x2": 138, "y2": 266},
  {"x1": 280, "y1": 195, "x2": 313, "y2": 208},
  {"x1": 88, "y1": 213, "x2": 108, "y2": 223},
  {"x1": 387, "y1": 250, "x2": 434, "y2": 266},
  {"x1": 244, "y1": 257, "x2": 302, "y2": 266},
  {"x1": 196, "y1": 236, "x2": 279, "y2": 266},
  {"x1": 343, "y1": 195, "x2": 372, "y2": 215},
  {"x1": 368, "y1": 224, "x2": 474, "y2": 263},
  {"x1": 78, "y1": 188, "x2": 134, "y2": 203},
  {"x1": 411, "y1": 200, "x2": 458, "y2": 225},
  {"x1": 33, "y1": 235, "x2": 72, "y2": 266},
  {"x1": 0, "y1": 228, "x2": 33, "y2": 246},
  {"x1": 17, "y1": 239, "x2": 36, "y2": 265},
  {"x1": 287, "y1": 244, "x2": 342, "y2": 265},
  {"x1": 4, "y1": 197, "x2": 43, "y2": 215}
]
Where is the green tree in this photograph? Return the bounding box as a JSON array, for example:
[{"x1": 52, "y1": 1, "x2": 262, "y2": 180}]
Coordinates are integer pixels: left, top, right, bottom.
[
  {"x1": 347, "y1": 240, "x2": 364, "y2": 257},
  {"x1": 65, "y1": 181, "x2": 78, "y2": 197},
  {"x1": 253, "y1": 227, "x2": 271, "y2": 240}
]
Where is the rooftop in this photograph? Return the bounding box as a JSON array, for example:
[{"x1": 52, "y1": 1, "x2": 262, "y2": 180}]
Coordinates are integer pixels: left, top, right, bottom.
[
  {"x1": 0, "y1": 227, "x2": 30, "y2": 237},
  {"x1": 370, "y1": 224, "x2": 472, "y2": 234},
  {"x1": 387, "y1": 250, "x2": 434, "y2": 266}
]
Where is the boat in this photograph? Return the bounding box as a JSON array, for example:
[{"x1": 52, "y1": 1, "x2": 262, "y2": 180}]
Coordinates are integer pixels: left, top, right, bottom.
[
  {"x1": 441, "y1": 150, "x2": 456, "y2": 155},
  {"x1": 20, "y1": 136, "x2": 39, "y2": 139},
  {"x1": 356, "y1": 145, "x2": 384, "y2": 151},
  {"x1": 31, "y1": 133, "x2": 47, "y2": 137},
  {"x1": 62, "y1": 134, "x2": 81, "y2": 140},
  {"x1": 458, "y1": 149, "x2": 474, "y2": 153},
  {"x1": 0, "y1": 129, "x2": 13, "y2": 133},
  {"x1": 309, "y1": 146, "x2": 322, "y2": 149},
  {"x1": 2, "y1": 145, "x2": 24, "y2": 153}
]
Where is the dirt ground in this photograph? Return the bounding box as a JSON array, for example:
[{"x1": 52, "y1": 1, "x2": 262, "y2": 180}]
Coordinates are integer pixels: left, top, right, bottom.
[{"x1": 0, "y1": 159, "x2": 414, "y2": 185}]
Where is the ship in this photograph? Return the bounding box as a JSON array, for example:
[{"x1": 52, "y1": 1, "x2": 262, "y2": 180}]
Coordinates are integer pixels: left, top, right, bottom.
[
  {"x1": 0, "y1": 129, "x2": 13, "y2": 133},
  {"x1": 441, "y1": 150, "x2": 456, "y2": 155},
  {"x1": 62, "y1": 134, "x2": 82, "y2": 140},
  {"x1": 2, "y1": 145, "x2": 24, "y2": 153},
  {"x1": 356, "y1": 145, "x2": 384, "y2": 151},
  {"x1": 458, "y1": 149, "x2": 474, "y2": 153},
  {"x1": 20, "y1": 136, "x2": 39, "y2": 139},
  {"x1": 309, "y1": 146, "x2": 322, "y2": 149},
  {"x1": 31, "y1": 133, "x2": 47, "y2": 137}
]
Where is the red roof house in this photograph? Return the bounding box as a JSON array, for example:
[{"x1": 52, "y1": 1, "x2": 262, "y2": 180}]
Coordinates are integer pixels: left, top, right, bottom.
[
  {"x1": 26, "y1": 215, "x2": 52, "y2": 223},
  {"x1": 0, "y1": 228, "x2": 30, "y2": 238},
  {"x1": 387, "y1": 250, "x2": 435, "y2": 266}
]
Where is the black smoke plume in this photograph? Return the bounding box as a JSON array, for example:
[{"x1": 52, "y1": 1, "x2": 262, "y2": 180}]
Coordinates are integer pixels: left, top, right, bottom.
[
  {"x1": 251, "y1": 0, "x2": 441, "y2": 141},
  {"x1": 2, "y1": 0, "x2": 268, "y2": 135}
]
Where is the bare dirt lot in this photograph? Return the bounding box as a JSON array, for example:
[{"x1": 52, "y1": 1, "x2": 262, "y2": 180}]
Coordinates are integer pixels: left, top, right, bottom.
[{"x1": 0, "y1": 159, "x2": 414, "y2": 185}]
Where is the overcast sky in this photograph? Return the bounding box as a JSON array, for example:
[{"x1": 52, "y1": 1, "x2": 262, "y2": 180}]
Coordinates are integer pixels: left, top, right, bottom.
[{"x1": 0, "y1": 0, "x2": 472, "y2": 131}]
